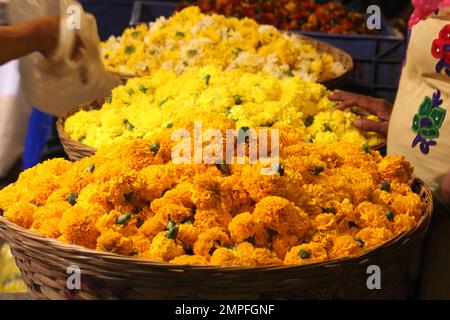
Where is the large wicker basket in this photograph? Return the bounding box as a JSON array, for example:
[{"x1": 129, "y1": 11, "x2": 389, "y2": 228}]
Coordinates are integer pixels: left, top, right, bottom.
[
  {"x1": 0, "y1": 180, "x2": 432, "y2": 300},
  {"x1": 111, "y1": 33, "x2": 353, "y2": 85}
]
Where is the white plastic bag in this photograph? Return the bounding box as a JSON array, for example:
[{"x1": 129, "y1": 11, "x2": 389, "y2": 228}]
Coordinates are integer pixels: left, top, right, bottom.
[
  {"x1": 0, "y1": 60, "x2": 31, "y2": 177},
  {"x1": 8, "y1": 0, "x2": 121, "y2": 117}
]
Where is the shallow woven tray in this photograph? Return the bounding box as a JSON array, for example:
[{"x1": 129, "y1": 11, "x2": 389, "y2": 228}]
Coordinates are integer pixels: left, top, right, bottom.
[
  {"x1": 294, "y1": 33, "x2": 353, "y2": 85},
  {"x1": 0, "y1": 180, "x2": 432, "y2": 300},
  {"x1": 110, "y1": 33, "x2": 353, "y2": 85}
]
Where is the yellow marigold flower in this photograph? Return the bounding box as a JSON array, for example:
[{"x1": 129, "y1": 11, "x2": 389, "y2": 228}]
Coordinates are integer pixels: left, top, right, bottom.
[
  {"x1": 135, "y1": 165, "x2": 178, "y2": 202},
  {"x1": 328, "y1": 234, "x2": 363, "y2": 260},
  {"x1": 222, "y1": 175, "x2": 254, "y2": 215},
  {"x1": 65, "y1": 66, "x2": 384, "y2": 150},
  {"x1": 378, "y1": 156, "x2": 414, "y2": 184},
  {"x1": 147, "y1": 231, "x2": 185, "y2": 262},
  {"x1": 177, "y1": 223, "x2": 199, "y2": 250},
  {"x1": 390, "y1": 193, "x2": 425, "y2": 220},
  {"x1": 138, "y1": 213, "x2": 167, "y2": 241},
  {"x1": 59, "y1": 206, "x2": 101, "y2": 249},
  {"x1": 355, "y1": 202, "x2": 392, "y2": 230},
  {"x1": 191, "y1": 174, "x2": 233, "y2": 213},
  {"x1": 194, "y1": 209, "x2": 232, "y2": 233},
  {"x1": 96, "y1": 230, "x2": 133, "y2": 256},
  {"x1": 355, "y1": 227, "x2": 394, "y2": 249},
  {"x1": 210, "y1": 247, "x2": 242, "y2": 266},
  {"x1": 250, "y1": 248, "x2": 283, "y2": 266},
  {"x1": 271, "y1": 234, "x2": 300, "y2": 260},
  {"x1": 393, "y1": 214, "x2": 418, "y2": 235},
  {"x1": 4, "y1": 202, "x2": 36, "y2": 229},
  {"x1": 313, "y1": 213, "x2": 338, "y2": 232},
  {"x1": 131, "y1": 235, "x2": 152, "y2": 255},
  {"x1": 284, "y1": 242, "x2": 328, "y2": 265},
  {"x1": 170, "y1": 255, "x2": 208, "y2": 266},
  {"x1": 155, "y1": 203, "x2": 193, "y2": 224},
  {"x1": 228, "y1": 212, "x2": 255, "y2": 243},
  {"x1": 240, "y1": 162, "x2": 302, "y2": 203},
  {"x1": 311, "y1": 230, "x2": 340, "y2": 251},
  {"x1": 150, "y1": 182, "x2": 194, "y2": 213},
  {"x1": 193, "y1": 227, "x2": 231, "y2": 257},
  {"x1": 228, "y1": 212, "x2": 269, "y2": 247},
  {"x1": 31, "y1": 201, "x2": 70, "y2": 238},
  {"x1": 253, "y1": 196, "x2": 312, "y2": 237},
  {"x1": 227, "y1": 242, "x2": 282, "y2": 267}
]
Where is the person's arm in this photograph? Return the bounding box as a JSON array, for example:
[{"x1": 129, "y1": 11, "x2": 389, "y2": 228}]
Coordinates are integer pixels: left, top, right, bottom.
[
  {"x1": 329, "y1": 90, "x2": 393, "y2": 136},
  {"x1": 0, "y1": 15, "x2": 59, "y2": 65},
  {"x1": 440, "y1": 172, "x2": 450, "y2": 205}
]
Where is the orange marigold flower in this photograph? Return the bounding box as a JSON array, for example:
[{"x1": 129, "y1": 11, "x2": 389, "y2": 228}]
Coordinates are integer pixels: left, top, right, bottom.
[
  {"x1": 253, "y1": 196, "x2": 311, "y2": 237},
  {"x1": 284, "y1": 242, "x2": 328, "y2": 265}
]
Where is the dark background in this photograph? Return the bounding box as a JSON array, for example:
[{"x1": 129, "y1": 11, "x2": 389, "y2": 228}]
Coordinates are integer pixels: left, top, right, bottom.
[{"x1": 78, "y1": 0, "x2": 412, "y2": 40}]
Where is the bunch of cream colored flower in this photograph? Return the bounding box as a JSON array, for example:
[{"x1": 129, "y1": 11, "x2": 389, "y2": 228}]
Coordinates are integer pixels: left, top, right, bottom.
[{"x1": 100, "y1": 6, "x2": 345, "y2": 82}]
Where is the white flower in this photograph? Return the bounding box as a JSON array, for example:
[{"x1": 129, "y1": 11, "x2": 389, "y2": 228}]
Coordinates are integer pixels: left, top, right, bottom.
[{"x1": 258, "y1": 25, "x2": 277, "y2": 33}]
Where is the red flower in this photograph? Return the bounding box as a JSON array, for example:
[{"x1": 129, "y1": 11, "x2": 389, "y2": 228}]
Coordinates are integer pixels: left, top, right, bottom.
[
  {"x1": 439, "y1": 24, "x2": 450, "y2": 41},
  {"x1": 432, "y1": 39, "x2": 444, "y2": 59},
  {"x1": 432, "y1": 25, "x2": 450, "y2": 64}
]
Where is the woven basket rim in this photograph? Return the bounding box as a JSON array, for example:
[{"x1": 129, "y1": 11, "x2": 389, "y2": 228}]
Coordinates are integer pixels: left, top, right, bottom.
[
  {"x1": 109, "y1": 33, "x2": 353, "y2": 84},
  {"x1": 56, "y1": 100, "x2": 99, "y2": 156},
  {"x1": 0, "y1": 180, "x2": 432, "y2": 272},
  {"x1": 290, "y1": 32, "x2": 353, "y2": 83}
]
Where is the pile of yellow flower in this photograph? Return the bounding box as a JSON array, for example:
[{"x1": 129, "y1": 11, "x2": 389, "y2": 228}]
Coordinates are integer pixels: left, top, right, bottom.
[
  {"x1": 64, "y1": 66, "x2": 383, "y2": 149},
  {"x1": 100, "y1": 6, "x2": 345, "y2": 82},
  {"x1": 0, "y1": 244, "x2": 27, "y2": 293},
  {"x1": 0, "y1": 126, "x2": 425, "y2": 267}
]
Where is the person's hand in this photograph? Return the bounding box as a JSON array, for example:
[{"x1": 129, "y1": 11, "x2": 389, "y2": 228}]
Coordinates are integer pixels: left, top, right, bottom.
[
  {"x1": 33, "y1": 15, "x2": 60, "y2": 59},
  {"x1": 329, "y1": 90, "x2": 393, "y2": 136},
  {"x1": 33, "y1": 15, "x2": 84, "y2": 61}
]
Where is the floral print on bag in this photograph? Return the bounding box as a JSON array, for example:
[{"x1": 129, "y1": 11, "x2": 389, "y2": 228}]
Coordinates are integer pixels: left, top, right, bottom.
[
  {"x1": 432, "y1": 24, "x2": 450, "y2": 75},
  {"x1": 412, "y1": 90, "x2": 447, "y2": 154}
]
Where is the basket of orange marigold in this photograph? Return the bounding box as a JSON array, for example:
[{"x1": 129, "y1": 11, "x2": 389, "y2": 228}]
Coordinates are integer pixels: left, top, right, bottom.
[{"x1": 0, "y1": 123, "x2": 431, "y2": 299}]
